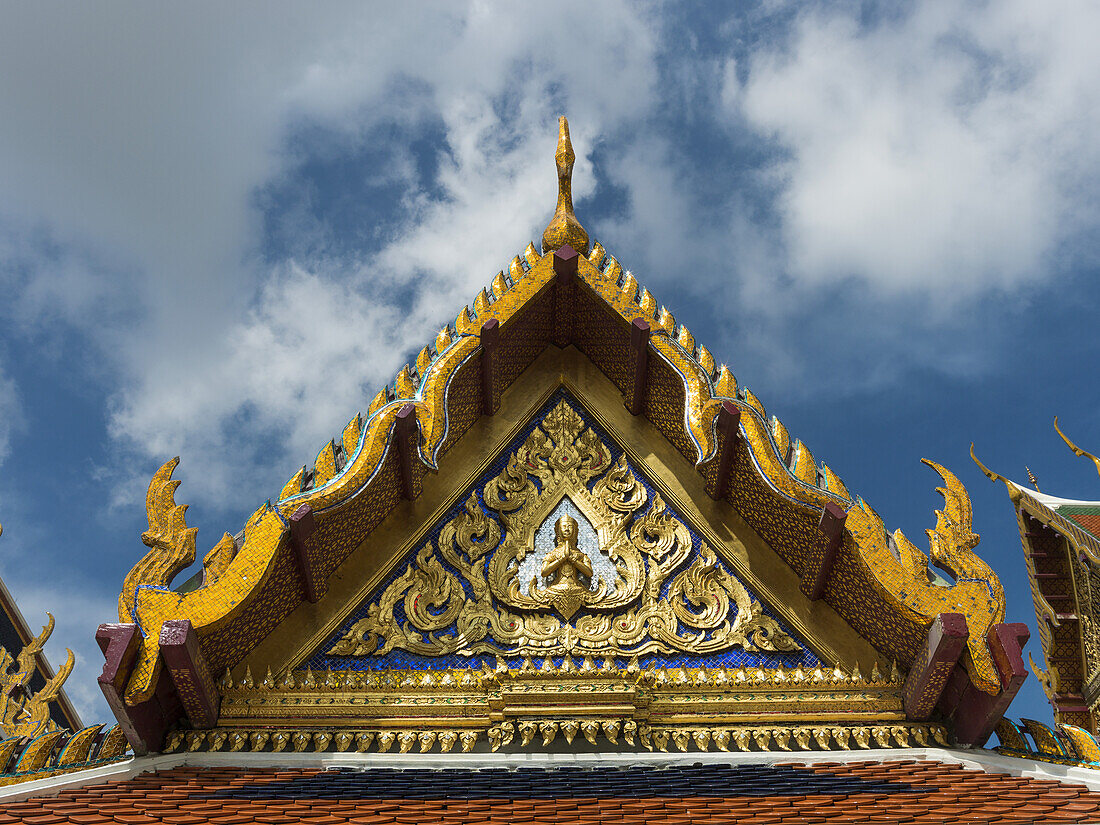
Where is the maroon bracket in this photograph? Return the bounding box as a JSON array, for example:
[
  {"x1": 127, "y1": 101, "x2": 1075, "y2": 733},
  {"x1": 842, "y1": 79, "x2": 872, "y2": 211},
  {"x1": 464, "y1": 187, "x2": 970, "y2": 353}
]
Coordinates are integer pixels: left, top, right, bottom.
[
  {"x1": 627, "y1": 318, "x2": 651, "y2": 417},
  {"x1": 704, "y1": 401, "x2": 741, "y2": 500},
  {"x1": 800, "y1": 501, "x2": 848, "y2": 600},
  {"x1": 97, "y1": 622, "x2": 178, "y2": 755},
  {"x1": 480, "y1": 318, "x2": 500, "y2": 415},
  {"x1": 903, "y1": 613, "x2": 969, "y2": 720},
  {"x1": 946, "y1": 622, "x2": 1031, "y2": 747},
  {"x1": 394, "y1": 403, "x2": 422, "y2": 501},
  {"x1": 290, "y1": 503, "x2": 320, "y2": 603},
  {"x1": 159, "y1": 619, "x2": 219, "y2": 729}
]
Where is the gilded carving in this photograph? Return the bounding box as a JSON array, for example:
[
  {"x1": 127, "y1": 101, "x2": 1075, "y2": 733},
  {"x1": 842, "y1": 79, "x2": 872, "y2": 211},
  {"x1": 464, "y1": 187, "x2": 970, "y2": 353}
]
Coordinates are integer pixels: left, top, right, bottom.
[
  {"x1": 0, "y1": 613, "x2": 74, "y2": 739},
  {"x1": 328, "y1": 399, "x2": 798, "y2": 660},
  {"x1": 116, "y1": 121, "x2": 1009, "y2": 713},
  {"x1": 847, "y1": 459, "x2": 1005, "y2": 693}
]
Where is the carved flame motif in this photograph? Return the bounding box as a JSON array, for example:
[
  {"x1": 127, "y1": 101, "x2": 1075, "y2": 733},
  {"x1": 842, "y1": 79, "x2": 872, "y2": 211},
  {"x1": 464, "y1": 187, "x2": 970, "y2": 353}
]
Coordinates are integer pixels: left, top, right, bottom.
[
  {"x1": 328, "y1": 399, "x2": 799, "y2": 658},
  {"x1": 120, "y1": 457, "x2": 236, "y2": 623},
  {"x1": 849, "y1": 458, "x2": 1005, "y2": 693},
  {"x1": 0, "y1": 612, "x2": 74, "y2": 739}
]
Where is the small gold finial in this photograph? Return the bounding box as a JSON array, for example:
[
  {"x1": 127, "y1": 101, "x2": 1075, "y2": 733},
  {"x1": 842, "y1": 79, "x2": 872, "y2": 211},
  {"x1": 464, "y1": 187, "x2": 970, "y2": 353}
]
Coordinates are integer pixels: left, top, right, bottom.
[
  {"x1": 541, "y1": 116, "x2": 589, "y2": 255},
  {"x1": 1025, "y1": 466, "x2": 1041, "y2": 492}
]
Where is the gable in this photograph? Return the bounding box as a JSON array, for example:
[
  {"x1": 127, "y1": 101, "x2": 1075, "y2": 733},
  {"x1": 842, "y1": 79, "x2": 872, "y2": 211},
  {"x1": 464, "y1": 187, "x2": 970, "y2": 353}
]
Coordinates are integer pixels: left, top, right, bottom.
[
  {"x1": 107, "y1": 118, "x2": 1017, "y2": 755},
  {"x1": 303, "y1": 390, "x2": 821, "y2": 675},
  {"x1": 242, "y1": 345, "x2": 878, "y2": 682}
]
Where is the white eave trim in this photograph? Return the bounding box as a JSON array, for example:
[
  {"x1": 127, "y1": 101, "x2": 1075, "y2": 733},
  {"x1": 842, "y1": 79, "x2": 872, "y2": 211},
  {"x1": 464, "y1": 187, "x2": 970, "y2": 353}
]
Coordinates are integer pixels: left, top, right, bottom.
[
  {"x1": 1021, "y1": 487, "x2": 1100, "y2": 510},
  {"x1": 4, "y1": 746, "x2": 1100, "y2": 802}
]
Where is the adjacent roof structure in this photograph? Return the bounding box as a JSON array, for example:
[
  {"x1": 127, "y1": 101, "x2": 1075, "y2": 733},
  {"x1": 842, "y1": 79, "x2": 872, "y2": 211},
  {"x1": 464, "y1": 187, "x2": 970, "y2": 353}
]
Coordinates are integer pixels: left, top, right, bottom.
[
  {"x1": 975, "y1": 421, "x2": 1100, "y2": 735},
  {"x1": 0, "y1": 572, "x2": 81, "y2": 737},
  {"x1": 0, "y1": 524, "x2": 131, "y2": 789}
]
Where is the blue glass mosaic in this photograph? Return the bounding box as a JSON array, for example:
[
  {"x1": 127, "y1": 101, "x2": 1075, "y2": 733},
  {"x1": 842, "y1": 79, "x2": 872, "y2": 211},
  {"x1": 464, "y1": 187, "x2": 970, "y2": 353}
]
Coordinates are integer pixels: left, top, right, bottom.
[{"x1": 306, "y1": 390, "x2": 821, "y2": 673}]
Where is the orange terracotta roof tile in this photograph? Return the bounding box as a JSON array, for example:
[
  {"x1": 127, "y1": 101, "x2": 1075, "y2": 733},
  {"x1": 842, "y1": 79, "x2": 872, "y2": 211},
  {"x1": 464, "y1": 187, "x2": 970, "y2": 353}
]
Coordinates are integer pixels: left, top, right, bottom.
[{"x1": 2, "y1": 761, "x2": 1100, "y2": 824}]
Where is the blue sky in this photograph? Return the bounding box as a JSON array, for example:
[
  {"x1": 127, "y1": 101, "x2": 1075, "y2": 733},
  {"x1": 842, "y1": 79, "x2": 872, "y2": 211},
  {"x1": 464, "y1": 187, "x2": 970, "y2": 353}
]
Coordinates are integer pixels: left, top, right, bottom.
[{"x1": 0, "y1": 1, "x2": 1098, "y2": 727}]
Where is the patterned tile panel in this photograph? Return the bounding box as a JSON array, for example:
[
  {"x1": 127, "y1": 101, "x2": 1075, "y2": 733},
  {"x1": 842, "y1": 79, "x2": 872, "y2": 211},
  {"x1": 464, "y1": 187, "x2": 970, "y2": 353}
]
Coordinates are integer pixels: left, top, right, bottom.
[
  {"x1": 1060, "y1": 509, "x2": 1100, "y2": 542},
  {"x1": 572, "y1": 282, "x2": 633, "y2": 396},
  {"x1": 2, "y1": 761, "x2": 1100, "y2": 823},
  {"x1": 724, "y1": 442, "x2": 925, "y2": 668},
  {"x1": 494, "y1": 287, "x2": 554, "y2": 396}
]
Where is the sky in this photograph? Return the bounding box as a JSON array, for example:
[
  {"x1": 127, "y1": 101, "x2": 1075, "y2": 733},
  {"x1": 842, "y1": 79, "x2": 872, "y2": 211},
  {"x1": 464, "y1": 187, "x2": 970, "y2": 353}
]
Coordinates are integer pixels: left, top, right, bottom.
[{"x1": 0, "y1": 1, "x2": 1098, "y2": 730}]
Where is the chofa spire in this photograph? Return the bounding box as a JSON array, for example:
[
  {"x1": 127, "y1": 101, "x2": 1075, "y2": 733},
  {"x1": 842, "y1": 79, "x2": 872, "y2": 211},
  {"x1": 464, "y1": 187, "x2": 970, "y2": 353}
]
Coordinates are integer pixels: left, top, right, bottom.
[{"x1": 541, "y1": 116, "x2": 589, "y2": 256}]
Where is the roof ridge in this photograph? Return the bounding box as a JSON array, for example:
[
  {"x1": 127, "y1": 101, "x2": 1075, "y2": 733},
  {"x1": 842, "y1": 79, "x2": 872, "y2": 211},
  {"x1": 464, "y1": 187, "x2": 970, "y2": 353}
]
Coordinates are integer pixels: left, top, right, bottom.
[{"x1": 280, "y1": 238, "x2": 858, "y2": 512}]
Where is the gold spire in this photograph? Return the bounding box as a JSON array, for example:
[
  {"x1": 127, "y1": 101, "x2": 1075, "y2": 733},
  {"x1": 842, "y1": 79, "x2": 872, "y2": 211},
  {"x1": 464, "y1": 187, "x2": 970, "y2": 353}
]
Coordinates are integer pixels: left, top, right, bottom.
[{"x1": 541, "y1": 116, "x2": 589, "y2": 256}]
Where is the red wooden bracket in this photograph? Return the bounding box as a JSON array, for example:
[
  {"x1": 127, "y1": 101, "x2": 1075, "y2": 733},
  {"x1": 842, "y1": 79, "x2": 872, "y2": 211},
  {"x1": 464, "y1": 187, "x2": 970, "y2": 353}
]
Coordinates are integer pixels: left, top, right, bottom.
[
  {"x1": 290, "y1": 503, "x2": 320, "y2": 603},
  {"x1": 480, "y1": 318, "x2": 500, "y2": 415},
  {"x1": 627, "y1": 318, "x2": 651, "y2": 416},
  {"x1": 800, "y1": 502, "x2": 848, "y2": 600},
  {"x1": 903, "y1": 613, "x2": 969, "y2": 720},
  {"x1": 159, "y1": 619, "x2": 219, "y2": 729},
  {"x1": 96, "y1": 623, "x2": 140, "y2": 699},
  {"x1": 704, "y1": 401, "x2": 741, "y2": 499},
  {"x1": 949, "y1": 622, "x2": 1031, "y2": 747},
  {"x1": 394, "y1": 403, "x2": 421, "y2": 501},
  {"x1": 96, "y1": 623, "x2": 175, "y2": 755},
  {"x1": 553, "y1": 244, "x2": 578, "y2": 347}
]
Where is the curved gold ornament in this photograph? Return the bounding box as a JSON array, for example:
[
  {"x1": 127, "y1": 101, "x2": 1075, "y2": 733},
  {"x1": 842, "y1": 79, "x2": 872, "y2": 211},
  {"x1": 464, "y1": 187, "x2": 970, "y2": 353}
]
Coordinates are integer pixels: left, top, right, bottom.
[
  {"x1": 328, "y1": 399, "x2": 798, "y2": 660},
  {"x1": 123, "y1": 495, "x2": 288, "y2": 704},
  {"x1": 121, "y1": 457, "x2": 238, "y2": 624},
  {"x1": 847, "y1": 459, "x2": 1005, "y2": 693},
  {"x1": 1055, "y1": 416, "x2": 1100, "y2": 479},
  {"x1": 0, "y1": 612, "x2": 75, "y2": 739}
]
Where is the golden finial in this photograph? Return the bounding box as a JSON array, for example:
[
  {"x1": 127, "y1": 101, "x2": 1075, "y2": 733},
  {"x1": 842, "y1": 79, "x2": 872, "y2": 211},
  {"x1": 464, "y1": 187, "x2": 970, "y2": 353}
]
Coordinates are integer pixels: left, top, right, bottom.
[
  {"x1": 541, "y1": 116, "x2": 589, "y2": 255},
  {"x1": 971, "y1": 443, "x2": 1023, "y2": 504},
  {"x1": 1055, "y1": 416, "x2": 1100, "y2": 479},
  {"x1": 1025, "y1": 466, "x2": 1041, "y2": 492}
]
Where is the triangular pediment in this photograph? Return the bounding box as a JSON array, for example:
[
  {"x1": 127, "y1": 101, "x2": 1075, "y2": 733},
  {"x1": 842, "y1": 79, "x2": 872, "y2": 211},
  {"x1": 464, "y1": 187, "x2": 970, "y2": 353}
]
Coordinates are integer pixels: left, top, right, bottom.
[
  {"x1": 114, "y1": 119, "x2": 1012, "y2": 756},
  {"x1": 302, "y1": 390, "x2": 821, "y2": 674},
  {"x1": 207, "y1": 358, "x2": 931, "y2": 755}
]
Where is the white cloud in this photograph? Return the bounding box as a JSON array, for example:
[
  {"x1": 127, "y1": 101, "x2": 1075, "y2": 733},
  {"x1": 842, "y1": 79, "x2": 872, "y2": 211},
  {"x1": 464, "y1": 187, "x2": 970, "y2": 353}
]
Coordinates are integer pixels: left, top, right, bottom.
[
  {"x1": 8, "y1": 0, "x2": 1094, "y2": 513},
  {"x1": 728, "y1": 0, "x2": 1100, "y2": 301},
  {"x1": 0, "y1": 366, "x2": 19, "y2": 465},
  {"x1": 44, "y1": 1, "x2": 661, "y2": 507}
]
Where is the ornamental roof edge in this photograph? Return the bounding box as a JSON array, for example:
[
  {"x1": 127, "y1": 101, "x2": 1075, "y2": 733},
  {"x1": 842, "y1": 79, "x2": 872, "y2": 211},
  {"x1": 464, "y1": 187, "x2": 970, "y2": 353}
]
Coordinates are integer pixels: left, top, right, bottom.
[{"x1": 111, "y1": 120, "x2": 1011, "y2": 750}]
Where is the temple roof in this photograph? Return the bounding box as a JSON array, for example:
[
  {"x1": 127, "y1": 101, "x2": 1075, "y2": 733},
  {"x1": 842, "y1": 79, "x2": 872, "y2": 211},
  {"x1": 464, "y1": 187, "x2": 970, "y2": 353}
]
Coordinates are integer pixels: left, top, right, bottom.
[
  {"x1": 0, "y1": 526, "x2": 82, "y2": 738},
  {"x1": 975, "y1": 422, "x2": 1100, "y2": 736},
  {"x1": 101, "y1": 117, "x2": 1020, "y2": 758},
  {"x1": 6, "y1": 751, "x2": 1100, "y2": 824}
]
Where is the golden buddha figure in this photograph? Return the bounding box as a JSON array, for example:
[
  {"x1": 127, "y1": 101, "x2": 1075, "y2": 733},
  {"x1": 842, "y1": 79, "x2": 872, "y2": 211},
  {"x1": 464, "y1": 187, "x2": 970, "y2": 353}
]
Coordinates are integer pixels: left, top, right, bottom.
[{"x1": 538, "y1": 514, "x2": 594, "y2": 619}]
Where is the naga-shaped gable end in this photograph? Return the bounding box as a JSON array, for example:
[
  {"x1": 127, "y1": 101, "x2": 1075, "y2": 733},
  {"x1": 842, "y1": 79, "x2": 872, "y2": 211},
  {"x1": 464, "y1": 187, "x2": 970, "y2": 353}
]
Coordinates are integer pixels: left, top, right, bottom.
[
  {"x1": 0, "y1": 612, "x2": 75, "y2": 739},
  {"x1": 120, "y1": 457, "x2": 197, "y2": 622},
  {"x1": 846, "y1": 460, "x2": 1005, "y2": 693}
]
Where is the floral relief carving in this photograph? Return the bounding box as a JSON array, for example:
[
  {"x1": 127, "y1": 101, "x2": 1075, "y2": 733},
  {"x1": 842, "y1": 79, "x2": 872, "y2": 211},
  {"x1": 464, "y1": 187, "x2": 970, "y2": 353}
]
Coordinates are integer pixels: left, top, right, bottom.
[{"x1": 329, "y1": 399, "x2": 799, "y2": 659}]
